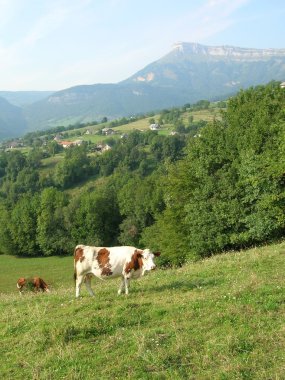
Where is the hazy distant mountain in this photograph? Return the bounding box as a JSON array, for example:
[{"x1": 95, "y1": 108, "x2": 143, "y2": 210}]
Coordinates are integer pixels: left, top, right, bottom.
[
  {"x1": 23, "y1": 83, "x2": 188, "y2": 131},
  {"x1": 0, "y1": 96, "x2": 27, "y2": 140},
  {"x1": 0, "y1": 91, "x2": 54, "y2": 107},
  {"x1": 1, "y1": 43, "x2": 285, "y2": 137}
]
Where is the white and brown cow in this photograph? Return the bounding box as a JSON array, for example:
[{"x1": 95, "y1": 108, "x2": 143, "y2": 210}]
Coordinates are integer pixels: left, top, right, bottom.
[
  {"x1": 16, "y1": 277, "x2": 50, "y2": 295},
  {"x1": 74, "y1": 245, "x2": 160, "y2": 298}
]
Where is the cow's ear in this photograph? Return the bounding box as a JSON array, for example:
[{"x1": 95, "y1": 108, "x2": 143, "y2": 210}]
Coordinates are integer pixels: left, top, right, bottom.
[
  {"x1": 135, "y1": 250, "x2": 143, "y2": 258},
  {"x1": 154, "y1": 251, "x2": 161, "y2": 257}
]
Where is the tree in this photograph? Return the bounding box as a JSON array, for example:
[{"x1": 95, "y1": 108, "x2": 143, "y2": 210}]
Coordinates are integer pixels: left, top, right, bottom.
[
  {"x1": 117, "y1": 173, "x2": 165, "y2": 246},
  {"x1": 47, "y1": 141, "x2": 63, "y2": 156},
  {"x1": 0, "y1": 153, "x2": 7, "y2": 178},
  {"x1": 37, "y1": 188, "x2": 69, "y2": 255},
  {"x1": 143, "y1": 83, "x2": 285, "y2": 262},
  {"x1": 5, "y1": 150, "x2": 26, "y2": 181},
  {"x1": 0, "y1": 201, "x2": 15, "y2": 255},
  {"x1": 67, "y1": 181, "x2": 121, "y2": 247},
  {"x1": 54, "y1": 146, "x2": 91, "y2": 188},
  {"x1": 9, "y1": 194, "x2": 40, "y2": 256},
  {"x1": 26, "y1": 149, "x2": 43, "y2": 169}
]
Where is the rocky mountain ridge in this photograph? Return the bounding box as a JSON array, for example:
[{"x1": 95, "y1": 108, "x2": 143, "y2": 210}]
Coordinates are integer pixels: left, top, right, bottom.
[{"x1": 171, "y1": 42, "x2": 285, "y2": 59}]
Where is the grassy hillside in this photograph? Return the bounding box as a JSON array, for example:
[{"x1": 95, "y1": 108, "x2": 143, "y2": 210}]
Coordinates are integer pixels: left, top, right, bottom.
[{"x1": 1, "y1": 241, "x2": 285, "y2": 379}]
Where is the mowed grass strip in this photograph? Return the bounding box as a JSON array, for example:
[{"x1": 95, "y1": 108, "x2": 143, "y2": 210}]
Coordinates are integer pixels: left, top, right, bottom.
[{"x1": 1, "y1": 242, "x2": 285, "y2": 379}]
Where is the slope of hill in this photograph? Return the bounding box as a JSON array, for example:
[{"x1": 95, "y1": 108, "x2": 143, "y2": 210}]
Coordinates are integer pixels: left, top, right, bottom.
[
  {"x1": 125, "y1": 42, "x2": 285, "y2": 98},
  {"x1": 22, "y1": 43, "x2": 285, "y2": 132},
  {"x1": 0, "y1": 91, "x2": 54, "y2": 107},
  {"x1": 1, "y1": 241, "x2": 285, "y2": 378},
  {"x1": 1, "y1": 43, "x2": 285, "y2": 138},
  {"x1": 0, "y1": 96, "x2": 27, "y2": 139},
  {"x1": 23, "y1": 83, "x2": 187, "y2": 131}
]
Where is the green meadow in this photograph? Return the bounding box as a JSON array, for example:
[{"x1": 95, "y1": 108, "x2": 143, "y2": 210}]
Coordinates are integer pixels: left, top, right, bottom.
[{"x1": 1, "y1": 241, "x2": 285, "y2": 379}]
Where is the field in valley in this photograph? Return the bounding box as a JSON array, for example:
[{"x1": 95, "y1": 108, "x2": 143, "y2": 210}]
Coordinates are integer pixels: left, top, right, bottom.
[{"x1": 1, "y1": 242, "x2": 285, "y2": 379}]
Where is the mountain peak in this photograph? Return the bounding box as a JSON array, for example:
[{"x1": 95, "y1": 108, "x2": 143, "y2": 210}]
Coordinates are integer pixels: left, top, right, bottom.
[{"x1": 171, "y1": 42, "x2": 285, "y2": 59}]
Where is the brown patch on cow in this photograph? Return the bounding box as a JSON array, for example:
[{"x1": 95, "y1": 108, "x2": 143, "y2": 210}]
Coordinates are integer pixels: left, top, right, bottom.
[
  {"x1": 125, "y1": 249, "x2": 143, "y2": 273},
  {"x1": 33, "y1": 277, "x2": 50, "y2": 292},
  {"x1": 97, "y1": 248, "x2": 113, "y2": 276},
  {"x1": 74, "y1": 247, "x2": 85, "y2": 263}
]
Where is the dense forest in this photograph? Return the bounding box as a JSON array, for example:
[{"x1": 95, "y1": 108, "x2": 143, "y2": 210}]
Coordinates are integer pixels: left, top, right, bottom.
[{"x1": 0, "y1": 82, "x2": 284, "y2": 266}]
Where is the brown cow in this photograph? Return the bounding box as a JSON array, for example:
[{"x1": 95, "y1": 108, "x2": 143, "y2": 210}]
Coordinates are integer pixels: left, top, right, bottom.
[
  {"x1": 74, "y1": 245, "x2": 160, "y2": 298},
  {"x1": 16, "y1": 277, "x2": 50, "y2": 295}
]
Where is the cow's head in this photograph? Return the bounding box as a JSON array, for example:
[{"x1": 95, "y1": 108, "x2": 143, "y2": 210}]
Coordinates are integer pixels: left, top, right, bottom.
[
  {"x1": 141, "y1": 249, "x2": 161, "y2": 274},
  {"x1": 17, "y1": 277, "x2": 26, "y2": 290}
]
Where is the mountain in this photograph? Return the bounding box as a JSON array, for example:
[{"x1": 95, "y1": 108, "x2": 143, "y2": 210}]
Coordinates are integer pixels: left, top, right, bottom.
[
  {"x1": 23, "y1": 43, "x2": 285, "y2": 131},
  {"x1": 23, "y1": 83, "x2": 188, "y2": 131},
  {"x1": 0, "y1": 96, "x2": 27, "y2": 140},
  {"x1": 0, "y1": 91, "x2": 54, "y2": 107},
  {"x1": 125, "y1": 42, "x2": 285, "y2": 98},
  {"x1": 1, "y1": 43, "x2": 285, "y2": 137}
]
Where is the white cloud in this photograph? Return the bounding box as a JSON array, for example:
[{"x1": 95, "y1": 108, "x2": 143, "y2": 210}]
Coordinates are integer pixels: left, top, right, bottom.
[
  {"x1": 0, "y1": 0, "x2": 257, "y2": 90},
  {"x1": 22, "y1": 0, "x2": 92, "y2": 47},
  {"x1": 171, "y1": 0, "x2": 250, "y2": 42},
  {"x1": 0, "y1": 0, "x2": 93, "y2": 87}
]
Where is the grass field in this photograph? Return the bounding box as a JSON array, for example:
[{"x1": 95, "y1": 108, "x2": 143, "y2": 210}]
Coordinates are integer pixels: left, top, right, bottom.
[
  {"x1": 1, "y1": 242, "x2": 285, "y2": 379},
  {"x1": 75, "y1": 109, "x2": 220, "y2": 144}
]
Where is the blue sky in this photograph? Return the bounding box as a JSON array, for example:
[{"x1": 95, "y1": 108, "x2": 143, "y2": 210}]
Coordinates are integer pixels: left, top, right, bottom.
[{"x1": 0, "y1": 0, "x2": 284, "y2": 91}]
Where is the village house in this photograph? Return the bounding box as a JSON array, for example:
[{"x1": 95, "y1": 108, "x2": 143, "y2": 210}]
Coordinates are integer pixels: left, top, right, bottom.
[
  {"x1": 95, "y1": 143, "x2": 112, "y2": 153},
  {"x1": 102, "y1": 144, "x2": 112, "y2": 152},
  {"x1": 149, "y1": 123, "x2": 160, "y2": 131},
  {"x1": 8, "y1": 141, "x2": 20, "y2": 149},
  {"x1": 58, "y1": 140, "x2": 83, "y2": 148},
  {"x1": 53, "y1": 134, "x2": 63, "y2": 141},
  {"x1": 101, "y1": 128, "x2": 115, "y2": 135}
]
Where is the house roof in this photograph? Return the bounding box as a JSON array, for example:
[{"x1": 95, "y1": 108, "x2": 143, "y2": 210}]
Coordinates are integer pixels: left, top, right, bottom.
[{"x1": 58, "y1": 140, "x2": 73, "y2": 147}]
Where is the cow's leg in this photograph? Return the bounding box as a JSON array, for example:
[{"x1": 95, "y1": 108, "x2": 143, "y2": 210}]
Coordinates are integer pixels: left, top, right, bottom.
[
  {"x1": 124, "y1": 277, "x2": 130, "y2": 295},
  {"x1": 119, "y1": 275, "x2": 130, "y2": 295},
  {"x1": 118, "y1": 275, "x2": 129, "y2": 295},
  {"x1": 84, "y1": 274, "x2": 95, "y2": 297},
  {"x1": 118, "y1": 277, "x2": 124, "y2": 295},
  {"x1": 118, "y1": 275, "x2": 131, "y2": 295},
  {"x1": 75, "y1": 274, "x2": 84, "y2": 298}
]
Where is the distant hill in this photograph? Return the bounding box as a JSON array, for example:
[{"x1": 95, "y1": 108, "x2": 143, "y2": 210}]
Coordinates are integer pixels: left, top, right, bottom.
[
  {"x1": 1, "y1": 43, "x2": 285, "y2": 138},
  {"x1": 23, "y1": 83, "x2": 188, "y2": 131},
  {"x1": 0, "y1": 96, "x2": 27, "y2": 140},
  {"x1": 0, "y1": 91, "x2": 54, "y2": 107}
]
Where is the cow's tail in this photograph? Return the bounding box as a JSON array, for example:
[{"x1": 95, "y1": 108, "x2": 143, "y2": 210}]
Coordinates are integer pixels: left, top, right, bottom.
[{"x1": 74, "y1": 246, "x2": 78, "y2": 282}]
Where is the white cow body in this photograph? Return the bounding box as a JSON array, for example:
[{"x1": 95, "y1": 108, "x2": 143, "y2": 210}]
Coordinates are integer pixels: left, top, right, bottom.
[{"x1": 74, "y1": 245, "x2": 160, "y2": 298}]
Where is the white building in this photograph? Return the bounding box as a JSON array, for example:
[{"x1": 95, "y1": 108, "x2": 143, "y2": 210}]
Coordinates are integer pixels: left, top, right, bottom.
[{"x1": 149, "y1": 123, "x2": 160, "y2": 131}]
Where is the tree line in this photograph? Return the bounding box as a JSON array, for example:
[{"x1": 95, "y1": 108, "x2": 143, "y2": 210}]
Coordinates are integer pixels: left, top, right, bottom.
[
  {"x1": 0, "y1": 82, "x2": 284, "y2": 265},
  {"x1": 0, "y1": 129, "x2": 186, "y2": 263}
]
